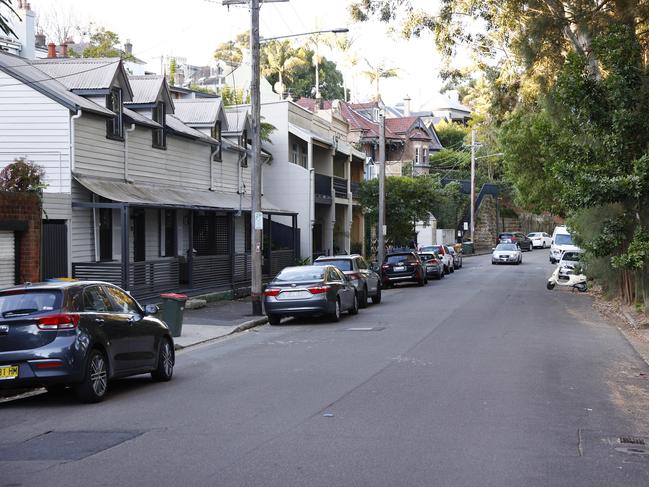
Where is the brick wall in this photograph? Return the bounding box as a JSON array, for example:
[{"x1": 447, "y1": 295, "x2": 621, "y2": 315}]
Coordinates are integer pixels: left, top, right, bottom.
[{"x1": 0, "y1": 191, "x2": 42, "y2": 283}]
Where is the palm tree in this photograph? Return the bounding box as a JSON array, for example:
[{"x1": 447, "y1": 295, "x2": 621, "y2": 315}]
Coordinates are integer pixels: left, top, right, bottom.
[
  {"x1": 362, "y1": 59, "x2": 399, "y2": 101},
  {"x1": 261, "y1": 40, "x2": 307, "y2": 98},
  {"x1": 326, "y1": 34, "x2": 359, "y2": 102},
  {"x1": 1, "y1": 0, "x2": 17, "y2": 37}
]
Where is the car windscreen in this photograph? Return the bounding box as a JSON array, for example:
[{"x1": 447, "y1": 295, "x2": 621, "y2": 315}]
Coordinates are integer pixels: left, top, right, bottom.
[
  {"x1": 555, "y1": 234, "x2": 573, "y2": 245},
  {"x1": 0, "y1": 290, "x2": 62, "y2": 318},
  {"x1": 499, "y1": 233, "x2": 513, "y2": 238},
  {"x1": 495, "y1": 244, "x2": 517, "y2": 251},
  {"x1": 562, "y1": 252, "x2": 581, "y2": 262},
  {"x1": 386, "y1": 254, "x2": 416, "y2": 264},
  {"x1": 313, "y1": 259, "x2": 352, "y2": 271},
  {"x1": 274, "y1": 267, "x2": 325, "y2": 282},
  {"x1": 418, "y1": 253, "x2": 437, "y2": 261},
  {"x1": 528, "y1": 233, "x2": 540, "y2": 237}
]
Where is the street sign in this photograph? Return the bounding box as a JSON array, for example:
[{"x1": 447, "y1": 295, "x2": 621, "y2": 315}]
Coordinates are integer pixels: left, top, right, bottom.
[
  {"x1": 463, "y1": 222, "x2": 469, "y2": 231},
  {"x1": 382, "y1": 225, "x2": 387, "y2": 236},
  {"x1": 254, "y1": 211, "x2": 263, "y2": 230}
]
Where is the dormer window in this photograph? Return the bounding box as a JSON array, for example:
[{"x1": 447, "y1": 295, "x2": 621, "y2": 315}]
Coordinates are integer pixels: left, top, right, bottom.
[
  {"x1": 240, "y1": 129, "x2": 248, "y2": 167},
  {"x1": 152, "y1": 101, "x2": 166, "y2": 150},
  {"x1": 106, "y1": 87, "x2": 123, "y2": 140},
  {"x1": 211, "y1": 121, "x2": 222, "y2": 162}
]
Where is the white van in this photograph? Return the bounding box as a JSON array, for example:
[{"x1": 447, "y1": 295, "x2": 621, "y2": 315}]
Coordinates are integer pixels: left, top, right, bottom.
[{"x1": 549, "y1": 225, "x2": 580, "y2": 264}]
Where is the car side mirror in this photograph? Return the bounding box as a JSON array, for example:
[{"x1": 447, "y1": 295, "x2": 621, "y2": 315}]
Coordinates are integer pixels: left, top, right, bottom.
[
  {"x1": 491, "y1": 247, "x2": 495, "y2": 251},
  {"x1": 144, "y1": 304, "x2": 159, "y2": 316}
]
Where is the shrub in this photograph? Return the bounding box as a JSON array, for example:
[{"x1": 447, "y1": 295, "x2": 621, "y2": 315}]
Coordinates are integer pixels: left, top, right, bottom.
[{"x1": 0, "y1": 158, "x2": 47, "y2": 192}]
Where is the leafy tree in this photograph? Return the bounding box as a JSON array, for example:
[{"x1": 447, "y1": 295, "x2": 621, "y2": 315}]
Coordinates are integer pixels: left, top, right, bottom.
[
  {"x1": 0, "y1": 158, "x2": 46, "y2": 192},
  {"x1": 0, "y1": 0, "x2": 17, "y2": 37},
  {"x1": 218, "y1": 84, "x2": 248, "y2": 106},
  {"x1": 434, "y1": 120, "x2": 468, "y2": 149},
  {"x1": 213, "y1": 31, "x2": 250, "y2": 65},
  {"x1": 261, "y1": 40, "x2": 307, "y2": 96},
  {"x1": 71, "y1": 26, "x2": 134, "y2": 60}
]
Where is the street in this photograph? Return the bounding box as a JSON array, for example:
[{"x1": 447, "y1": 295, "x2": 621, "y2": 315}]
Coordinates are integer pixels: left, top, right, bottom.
[{"x1": 1, "y1": 250, "x2": 649, "y2": 486}]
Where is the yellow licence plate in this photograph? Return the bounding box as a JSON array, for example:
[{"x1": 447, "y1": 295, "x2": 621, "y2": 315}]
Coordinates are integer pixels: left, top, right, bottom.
[{"x1": 0, "y1": 365, "x2": 19, "y2": 380}]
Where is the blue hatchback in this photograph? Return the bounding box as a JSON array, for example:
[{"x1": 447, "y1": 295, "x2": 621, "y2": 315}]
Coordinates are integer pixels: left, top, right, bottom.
[{"x1": 0, "y1": 281, "x2": 174, "y2": 402}]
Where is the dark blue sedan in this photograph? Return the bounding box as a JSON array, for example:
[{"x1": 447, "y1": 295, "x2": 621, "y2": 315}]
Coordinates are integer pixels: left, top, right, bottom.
[{"x1": 0, "y1": 281, "x2": 174, "y2": 403}]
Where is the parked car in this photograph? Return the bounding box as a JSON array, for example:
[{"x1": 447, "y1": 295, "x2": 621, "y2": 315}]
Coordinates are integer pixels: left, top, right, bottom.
[
  {"x1": 314, "y1": 255, "x2": 381, "y2": 307},
  {"x1": 420, "y1": 245, "x2": 454, "y2": 274},
  {"x1": 0, "y1": 281, "x2": 174, "y2": 403},
  {"x1": 264, "y1": 265, "x2": 358, "y2": 325},
  {"x1": 446, "y1": 246, "x2": 463, "y2": 269},
  {"x1": 497, "y1": 232, "x2": 532, "y2": 251},
  {"x1": 491, "y1": 243, "x2": 523, "y2": 265},
  {"x1": 381, "y1": 252, "x2": 427, "y2": 287},
  {"x1": 550, "y1": 225, "x2": 581, "y2": 264},
  {"x1": 527, "y1": 232, "x2": 552, "y2": 249},
  {"x1": 417, "y1": 252, "x2": 445, "y2": 280}
]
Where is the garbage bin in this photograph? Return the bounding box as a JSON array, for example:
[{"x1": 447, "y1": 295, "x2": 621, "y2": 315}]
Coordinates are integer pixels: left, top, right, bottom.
[
  {"x1": 462, "y1": 241, "x2": 475, "y2": 255},
  {"x1": 160, "y1": 293, "x2": 188, "y2": 338}
]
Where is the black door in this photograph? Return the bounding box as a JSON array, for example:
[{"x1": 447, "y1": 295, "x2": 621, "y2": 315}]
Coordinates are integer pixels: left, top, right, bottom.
[
  {"x1": 132, "y1": 210, "x2": 146, "y2": 262},
  {"x1": 42, "y1": 221, "x2": 68, "y2": 280}
]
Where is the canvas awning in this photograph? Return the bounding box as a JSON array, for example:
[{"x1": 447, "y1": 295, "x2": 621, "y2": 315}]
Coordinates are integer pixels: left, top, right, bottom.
[{"x1": 74, "y1": 175, "x2": 294, "y2": 215}]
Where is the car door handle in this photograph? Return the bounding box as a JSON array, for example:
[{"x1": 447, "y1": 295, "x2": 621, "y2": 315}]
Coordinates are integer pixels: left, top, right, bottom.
[{"x1": 95, "y1": 318, "x2": 105, "y2": 324}]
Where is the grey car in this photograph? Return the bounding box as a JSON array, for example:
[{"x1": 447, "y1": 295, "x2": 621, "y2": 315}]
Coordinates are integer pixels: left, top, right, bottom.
[
  {"x1": 264, "y1": 265, "x2": 358, "y2": 325},
  {"x1": 314, "y1": 255, "x2": 381, "y2": 307},
  {"x1": 447, "y1": 246, "x2": 463, "y2": 269},
  {"x1": 0, "y1": 281, "x2": 174, "y2": 403}
]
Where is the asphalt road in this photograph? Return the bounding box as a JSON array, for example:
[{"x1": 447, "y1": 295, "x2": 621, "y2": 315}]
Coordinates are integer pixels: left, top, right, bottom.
[{"x1": 2, "y1": 250, "x2": 649, "y2": 486}]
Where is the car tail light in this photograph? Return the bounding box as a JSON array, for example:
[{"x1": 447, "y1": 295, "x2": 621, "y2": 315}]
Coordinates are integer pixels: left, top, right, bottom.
[
  {"x1": 381, "y1": 264, "x2": 390, "y2": 269},
  {"x1": 37, "y1": 314, "x2": 80, "y2": 330},
  {"x1": 347, "y1": 272, "x2": 362, "y2": 280},
  {"x1": 263, "y1": 288, "x2": 281, "y2": 297},
  {"x1": 33, "y1": 361, "x2": 64, "y2": 369},
  {"x1": 308, "y1": 286, "x2": 331, "y2": 294}
]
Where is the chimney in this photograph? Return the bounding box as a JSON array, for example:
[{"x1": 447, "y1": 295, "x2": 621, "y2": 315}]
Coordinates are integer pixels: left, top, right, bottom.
[
  {"x1": 60, "y1": 42, "x2": 68, "y2": 58},
  {"x1": 16, "y1": 1, "x2": 36, "y2": 59},
  {"x1": 124, "y1": 39, "x2": 133, "y2": 55},
  {"x1": 403, "y1": 94, "x2": 411, "y2": 116},
  {"x1": 47, "y1": 42, "x2": 57, "y2": 59},
  {"x1": 34, "y1": 32, "x2": 46, "y2": 48}
]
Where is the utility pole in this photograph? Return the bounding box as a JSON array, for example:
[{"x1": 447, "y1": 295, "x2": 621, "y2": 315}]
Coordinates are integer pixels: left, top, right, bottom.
[
  {"x1": 377, "y1": 105, "x2": 386, "y2": 266},
  {"x1": 223, "y1": 0, "x2": 288, "y2": 316},
  {"x1": 470, "y1": 128, "x2": 476, "y2": 244}
]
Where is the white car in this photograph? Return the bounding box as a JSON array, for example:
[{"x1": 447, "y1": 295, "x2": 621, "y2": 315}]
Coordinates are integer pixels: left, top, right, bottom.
[
  {"x1": 492, "y1": 243, "x2": 522, "y2": 265},
  {"x1": 420, "y1": 245, "x2": 454, "y2": 274},
  {"x1": 527, "y1": 232, "x2": 552, "y2": 249},
  {"x1": 550, "y1": 226, "x2": 581, "y2": 264}
]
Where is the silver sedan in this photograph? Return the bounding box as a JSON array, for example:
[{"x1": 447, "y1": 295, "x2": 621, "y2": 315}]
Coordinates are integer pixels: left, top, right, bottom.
[{"x1": 491, "y1": 243, "x2": 522, "y2": 265}]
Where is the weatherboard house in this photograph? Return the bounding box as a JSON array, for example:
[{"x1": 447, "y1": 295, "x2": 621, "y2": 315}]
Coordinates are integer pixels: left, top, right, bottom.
[{"x1": 0, "y1": 52, "x2": 297, "y2": 298}]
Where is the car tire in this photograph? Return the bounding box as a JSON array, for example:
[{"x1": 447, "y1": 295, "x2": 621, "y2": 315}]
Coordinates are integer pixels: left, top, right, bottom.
[
  {"x1": 268, "y1": 315, "x2": 281, "y2": 326},
  {"x1": 359, "y1": 286, "x2": 368, "y2": 309},
  {"x1": 440, "y1": 269, "x2": 445, "y2": 278},
  {"x1": 151, "y1": 338, "x2": 174, "y2": 382},
  {"x1": 74, "y1": 348, "x2": 108, "y2": 403},
  {"x1": 371, "y1": 287, "x2": 382, "y2": 304},
  {"x1": 450, "y1": 265, "x2": 455, "y2": 273},
  {"x1": 329, "y1": 298, "x2": 341, "y2": 322},
  {"x1": 349, "y1": 293, "x2": 359, "y2": 315}
]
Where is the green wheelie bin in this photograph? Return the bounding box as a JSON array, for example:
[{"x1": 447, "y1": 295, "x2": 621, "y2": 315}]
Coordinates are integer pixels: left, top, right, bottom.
[{"x1": 160, "y1": 293, "x2": 188, "y2": 337}]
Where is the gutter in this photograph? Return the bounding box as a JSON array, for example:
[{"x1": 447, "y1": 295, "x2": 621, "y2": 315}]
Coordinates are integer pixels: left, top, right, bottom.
[{"x1": 124, "y1": 124, "x2": 136, "y2": 183}]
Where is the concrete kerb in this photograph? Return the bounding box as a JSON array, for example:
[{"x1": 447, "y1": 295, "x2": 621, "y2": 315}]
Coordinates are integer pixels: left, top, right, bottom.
[{"x1": 174, "y1": 316, "x2": 268, "y2": 351}]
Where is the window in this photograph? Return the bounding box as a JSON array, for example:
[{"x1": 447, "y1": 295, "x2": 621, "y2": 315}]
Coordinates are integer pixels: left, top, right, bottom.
[
  {"x1": 240, "y1": 129, "x2": 248, "y2": 167},
  {"x1": 105, "y1": 87, "x2": 123, "y2": 140},
  {"x1": 98, "y1": 208, "x2": 112, "y2": 261},
  {"x1": 414, "y1": 147, "x2": 420, "y2": 164},
  {"x1": 161, "y1": 209, "x2": 176, "y2": 257},
  {"x1": 291, "y1": 143, "x2": 299, "y2": 165},
  {"x1": 152, "y1": 102, "x2": 166, "y2": 149},
  {"x1": 193, "y1": 212, "x2": 229, "y2": 255},
  {"x1": 423, "y1": 148, "x2": 428, "y2": 162},
  {"x1": 211, "y1": 121, "x2": 222, "y2": 162},
  {"x1": 103, "y1": 285, "x2": 140, "y2": 314},
  {"x1": 300, "y1": 145, "x2": 307, "y2": 168},
  {"x1": 83, "y1": 286, "x2": 112, "y2": 312}
]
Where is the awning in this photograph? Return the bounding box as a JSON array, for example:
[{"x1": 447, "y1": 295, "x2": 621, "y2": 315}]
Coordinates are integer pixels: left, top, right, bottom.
[
  {"x1": 288, "y1": 123, "x2": 333, "y2": 148},
  {"x1": 74, "y1": 175, "x2": 294, "y2": 215}
]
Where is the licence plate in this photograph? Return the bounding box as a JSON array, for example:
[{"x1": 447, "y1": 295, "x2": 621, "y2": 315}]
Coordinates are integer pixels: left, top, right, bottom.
[
  {"x1": 394, "y1": 266, "x2": 405, "y2": 272},
  {"x1": 0, "y1": 365, "x2": 19, "y2": 380},
  {"x1": 279, "y1": 290, "x2": 311, "y2": 300}
]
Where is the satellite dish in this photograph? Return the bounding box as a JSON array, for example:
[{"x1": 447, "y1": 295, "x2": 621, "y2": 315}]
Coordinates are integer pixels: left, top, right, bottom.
[{"x1": 274, "y1": 81, "x2": 286, "y2": 96}]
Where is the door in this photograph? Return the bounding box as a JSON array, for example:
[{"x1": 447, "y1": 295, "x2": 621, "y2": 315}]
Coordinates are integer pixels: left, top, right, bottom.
[
  {"x1": 82, "y1": 285, "x2": 130, "y2": 373},
  {"x1": 0, "y1": 231, "x2": 15, "y2": 288},
  {"x1": 132, "y1": 210, "x2": 146, "y2": 262},
  {"x1": 42, "y1": 221, "x2": 68, "y2": 280},
  {"x1": 103, "y1": 285, "x2": 156, "y2": 370},
  {"x1": 358, "y1": 257, "x2": 379, "y2": 293}
]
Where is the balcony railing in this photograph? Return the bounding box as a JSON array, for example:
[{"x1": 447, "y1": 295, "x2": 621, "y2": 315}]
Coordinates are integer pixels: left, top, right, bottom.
[
  {"x1": 314, "y1": 173, "x2": 332, "y2": 204},
  {"x1": 350, "y1": 181, "x2": 360, "y2": 197},
  {"x1": 333, "y1": 177, "x2": 348, "y2": 198}
]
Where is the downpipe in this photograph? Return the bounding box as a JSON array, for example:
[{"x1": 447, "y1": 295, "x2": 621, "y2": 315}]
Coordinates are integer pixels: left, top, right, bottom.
[{"x1": 124, "y1": 123, "x2": 136, "y2": 183}]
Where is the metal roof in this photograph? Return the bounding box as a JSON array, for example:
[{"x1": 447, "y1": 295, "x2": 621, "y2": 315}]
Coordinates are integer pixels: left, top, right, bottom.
[
  {"x1": 127, "y1": 75, "x2": 165, "y2": 104},
  {"x1": 173, "y1": 98, "x2": 223, "y2": 127},
  {"x1": 165, "y1": 114, "x2": 218, "y2": 145},
  {"x1": 123, "y1": 107, "x2": 161, "y2": 129},
  {"x1": 224, "y1": 106, "x2": 249, "y2": 134},
  {"x1": 30, "y1": 57, "x2": 125, "y2": 92},
  {"x1": 0, "y1": 51, "x2": 115, "y2": 117},
  {"x1": 74, "y1": 175, "x2": 294, "y2": 214}
]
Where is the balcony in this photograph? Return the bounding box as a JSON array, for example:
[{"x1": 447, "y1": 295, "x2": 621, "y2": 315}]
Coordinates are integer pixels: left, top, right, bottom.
[
  {"x1": 314, "y1": 173, "x2": 332, "y2": 204},
  {"x1": 350, "y1": 181, "x2": 361, "y2": 198},
  {"x1": 333, "y1": 177, "x2": 348, "y2": 199}
]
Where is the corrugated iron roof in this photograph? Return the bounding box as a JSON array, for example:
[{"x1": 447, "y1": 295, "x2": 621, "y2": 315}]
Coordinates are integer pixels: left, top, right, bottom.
[
  {"x1": 165, "y1": 114, "x2": 218, "y2": 145},
  {"x1": 127, "y1": 75, "x2": 165, "y2": 104},
  {"x1": 30, "y1": 57, "x2": 121, "y2": 91},
  {"x1": 224, "y1": 106, "x2": 249, "y2": 134},
  {"x1": 123, "y1": 107, "x2": 161, "y2": 128},
  {"x1": 0, "y1": 51, "x2": 115, "y2": 117},
  {"x1": 173, "y1": 98, "x2": 223, "y2": 126}
]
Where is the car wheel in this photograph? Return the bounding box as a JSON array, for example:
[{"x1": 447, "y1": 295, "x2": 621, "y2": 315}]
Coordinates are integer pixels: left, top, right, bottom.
[
  {"x1": 440, "y1": 268, "x2": 445, "y2": 278},
  {"x1": 151, "y1": 338, "x2": 174, "y2": 382},
  {"x1": 450, "y1": 265, "x2": 455, "y2": 273},
  {"x1": 268, "y1": 315, "x2": 281, "y2": 326},
  {"x1": 371, "y1": 287, "x2": 382, "y2": 304},
  {"x1": 349, "y1": 293, "x2": 359, "y2": 315},
  {"x1": 74, "y1": 349, "x2": 108, "y2": 403},
  {"x1": 329, "y1": 298, "x2": 341, "y2": 322},
  {"x1": 359, "y1": 286, "x2": 368, "y2": 309}
]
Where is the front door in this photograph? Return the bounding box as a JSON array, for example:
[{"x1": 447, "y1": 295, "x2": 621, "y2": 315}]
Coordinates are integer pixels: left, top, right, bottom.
[
  {"x1": 132, "y1": 210, "x2": 146, "y2": 262},
  {"x1": 42, "y1": 221, "x2": 68, "y2": 280}
]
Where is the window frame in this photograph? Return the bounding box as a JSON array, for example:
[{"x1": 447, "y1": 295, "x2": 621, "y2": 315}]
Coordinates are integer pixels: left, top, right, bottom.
[
  {"x1": 291, "y1": 143, "x2": 299, "y2": 165},
  {"x1": 105, "y1": 87, "x2": 124, "y2": 141},
  {"x1": 211, "y1": 120, "x2": 222, "y2": 162},
  {"x1": 152, "y1": 101, "x2": 167, "y2": 150}
]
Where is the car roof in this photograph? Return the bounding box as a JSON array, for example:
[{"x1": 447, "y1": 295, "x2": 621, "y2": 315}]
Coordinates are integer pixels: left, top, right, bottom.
[
  {"x1": 0, "y1": 280, "x2": 111, "y2": 293},
  {"x1": 315, "y1": 255, "x2": 359, "y2": 261}
]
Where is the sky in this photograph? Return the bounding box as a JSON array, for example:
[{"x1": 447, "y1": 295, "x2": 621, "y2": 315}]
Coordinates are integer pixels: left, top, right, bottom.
[{"x1": 29, "y1": 0, "x2": 447, "y2": 108}]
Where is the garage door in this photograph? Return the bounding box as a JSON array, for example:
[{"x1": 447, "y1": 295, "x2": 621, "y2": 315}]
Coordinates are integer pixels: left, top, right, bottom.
[{"x1": 0, "y1": 231, "x2": 15, "y2": 288}]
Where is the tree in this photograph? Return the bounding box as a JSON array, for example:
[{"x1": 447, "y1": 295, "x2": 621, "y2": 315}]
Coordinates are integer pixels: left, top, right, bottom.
[
  {"x1": 261, "y1": 40, "x2": 307, "y2": 97},
  {"x1": 434, "y1": 120, "x2": 468, "y2": 149},
  {"x1": 218, "y1": 84, "x2": 248, "y2": 106},
  {"x1": 213, "y1": 31, "x2": 250, "y2": 65},
  {"x1": 361, "y1": 59, "x2": 398, "y2": 101},
  {"x1": 0, "y1": 157, "x2": 46, "y2": 192},
  {"x1": 1, "y1": 0, "x2": 17, "y2": 37},
  {"x1": 70, "y1": 26, "x2": 134, "y2": 60},
  {"x1": 326, "y1": 33, "x2": 359, "y2": 102},
  {"x1": 36, "y1": 3, "x2": 80, "y2": 45}
]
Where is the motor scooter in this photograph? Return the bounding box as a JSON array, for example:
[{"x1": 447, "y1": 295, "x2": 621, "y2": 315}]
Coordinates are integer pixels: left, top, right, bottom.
[{"x1": 546, "y1": 264, "x2": 587, "y2": 292}]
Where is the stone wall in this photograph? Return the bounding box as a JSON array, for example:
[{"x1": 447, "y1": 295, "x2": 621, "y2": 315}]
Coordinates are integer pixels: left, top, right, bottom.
[
  {"x1": 474, "y1": 194, "x2": 498, "y2": 251},
  {"x1": 0, "y1": 191, "x2": 42, "y2": 283}
]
